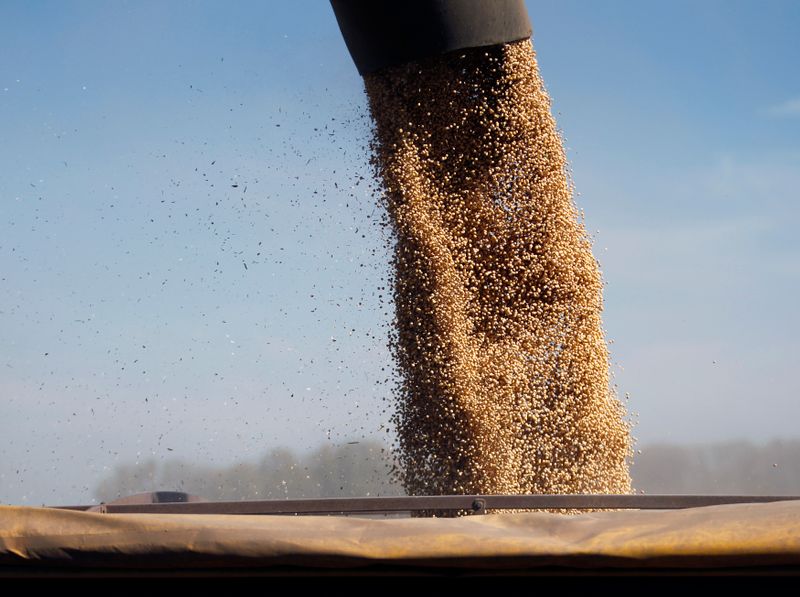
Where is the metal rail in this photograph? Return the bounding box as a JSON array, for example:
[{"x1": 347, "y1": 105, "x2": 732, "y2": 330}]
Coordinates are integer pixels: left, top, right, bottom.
[{"x1": 52, "y1": 494, "x2": 800, "y2": 515}]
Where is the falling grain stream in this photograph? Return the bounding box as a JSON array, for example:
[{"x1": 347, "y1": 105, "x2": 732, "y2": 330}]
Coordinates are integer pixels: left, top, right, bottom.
[{"x1": 365, "y1": 39, "x2": 632, "y2": 498}]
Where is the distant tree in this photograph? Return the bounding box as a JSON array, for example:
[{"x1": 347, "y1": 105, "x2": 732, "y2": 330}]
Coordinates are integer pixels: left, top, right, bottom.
[
  {"x1": 94, "y1": 440, "x2": 403, "y2": 502},
  {"x1": 631, "y1": 439, "x2": 800, "y2": 494}
]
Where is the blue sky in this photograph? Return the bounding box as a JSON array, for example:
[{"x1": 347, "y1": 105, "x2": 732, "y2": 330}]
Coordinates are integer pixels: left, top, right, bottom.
[{"x1": 1, "y1": 1, "x2": 798, "y2": 504}]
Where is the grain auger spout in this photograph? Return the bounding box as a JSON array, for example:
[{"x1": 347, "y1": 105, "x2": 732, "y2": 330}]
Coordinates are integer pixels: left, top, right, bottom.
[{"x1": 329, "y1": 0, "x2": 533, "y2": 75}]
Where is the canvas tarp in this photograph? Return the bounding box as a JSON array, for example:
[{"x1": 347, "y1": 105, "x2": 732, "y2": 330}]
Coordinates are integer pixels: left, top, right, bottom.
[{"x1": 1, "y1": 500, "x2": 800, "y2": 574}]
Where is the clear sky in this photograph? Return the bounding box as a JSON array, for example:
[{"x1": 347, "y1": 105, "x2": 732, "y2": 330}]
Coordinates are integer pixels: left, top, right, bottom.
[{"x1": 1, "y1": 0, "x2": 798, "y2": 505}]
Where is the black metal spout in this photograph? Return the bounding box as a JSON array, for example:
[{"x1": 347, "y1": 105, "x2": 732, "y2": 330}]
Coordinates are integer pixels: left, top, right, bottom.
[{"x1": 330, "y1": 0, "x2": 532, "y2": 75}]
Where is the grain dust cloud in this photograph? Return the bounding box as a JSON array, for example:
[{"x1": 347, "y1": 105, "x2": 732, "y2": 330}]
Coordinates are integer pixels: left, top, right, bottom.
[{"x1": 364, "y1": 39, "x2": 632, "y2": 497}]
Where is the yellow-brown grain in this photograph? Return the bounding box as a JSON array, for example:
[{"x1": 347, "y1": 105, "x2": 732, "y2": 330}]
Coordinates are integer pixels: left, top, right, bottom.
[{"x1": 364, "y1": 39, "x2": 632, "y2": 498}]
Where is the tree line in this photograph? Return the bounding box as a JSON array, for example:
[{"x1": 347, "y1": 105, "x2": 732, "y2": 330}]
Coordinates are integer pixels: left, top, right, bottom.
[{"x1": 94, "y1": 438, "x2": 800, "y2": 502}]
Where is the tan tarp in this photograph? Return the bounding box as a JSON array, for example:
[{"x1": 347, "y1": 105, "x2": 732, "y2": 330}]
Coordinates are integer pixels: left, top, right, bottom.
[{"x1": 1, "y1": 501, "x2": 800, "y2": 573}]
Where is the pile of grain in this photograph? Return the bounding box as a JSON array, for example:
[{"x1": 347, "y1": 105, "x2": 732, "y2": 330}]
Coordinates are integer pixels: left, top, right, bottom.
[{"x1": 364, "y1": 39, "x2": 632, "y2": 497}]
